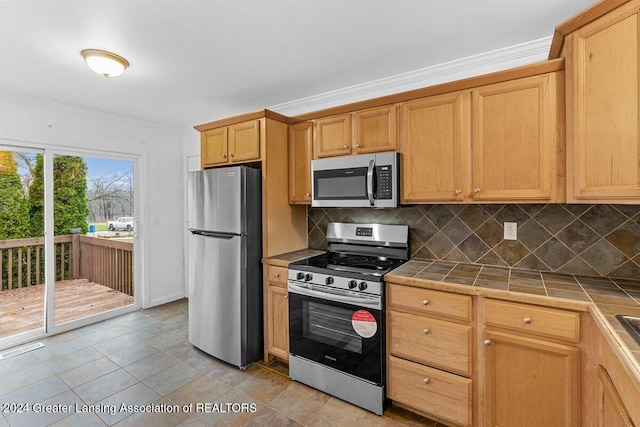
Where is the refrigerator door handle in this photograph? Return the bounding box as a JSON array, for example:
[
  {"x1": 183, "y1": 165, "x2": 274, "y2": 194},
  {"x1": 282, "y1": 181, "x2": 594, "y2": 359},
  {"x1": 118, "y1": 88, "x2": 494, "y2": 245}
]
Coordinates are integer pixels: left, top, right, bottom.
[{"x1": 190, "y1": 230, "x2": 237, "y2": 239}]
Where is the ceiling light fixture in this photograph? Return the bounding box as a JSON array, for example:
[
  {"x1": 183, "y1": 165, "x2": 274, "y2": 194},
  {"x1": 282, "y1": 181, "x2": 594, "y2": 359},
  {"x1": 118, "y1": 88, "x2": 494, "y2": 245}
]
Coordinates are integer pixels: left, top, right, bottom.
[{"x1": 81, "y1": 49, "x2": 129, "y2": 78}]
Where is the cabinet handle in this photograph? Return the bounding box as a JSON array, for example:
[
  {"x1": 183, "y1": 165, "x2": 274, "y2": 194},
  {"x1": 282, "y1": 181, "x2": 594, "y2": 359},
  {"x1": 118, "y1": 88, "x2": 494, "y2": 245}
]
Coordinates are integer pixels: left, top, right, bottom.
[
  {"x1": 484, "y1": 339, "x2": 491, "y2": 346},
  {"x1": 473, "y1": 188, "x2": 481, "y2": 193},
  {"x1": 423, "y1": 378, "x2": 430, "y2": 385},
  {"x1": 422, "y1": 300, "x2": 429, "y2": 306},
  {"x1": 423, "y1": 328, "x2": 430, "y2": 335},
  {"x1": 455, "y1": 189, "x2": 462, "y2": 195},
  {"x1": 523, "y1": 317, "x2": 532, "y2": 324}
]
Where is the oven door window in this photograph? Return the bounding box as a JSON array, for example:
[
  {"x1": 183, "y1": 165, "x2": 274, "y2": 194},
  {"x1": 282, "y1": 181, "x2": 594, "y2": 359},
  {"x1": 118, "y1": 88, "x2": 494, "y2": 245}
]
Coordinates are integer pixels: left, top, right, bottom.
[
  {"x1": 289, "y1": 291, "x2": 383, "y2": 385},
  {"x1": 313, "y1": 167, "x2": 368, "y2": 200}
]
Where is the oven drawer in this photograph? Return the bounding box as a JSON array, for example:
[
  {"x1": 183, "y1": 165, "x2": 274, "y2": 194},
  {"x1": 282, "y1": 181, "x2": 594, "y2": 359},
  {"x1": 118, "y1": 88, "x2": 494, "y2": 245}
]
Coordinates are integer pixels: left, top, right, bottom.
[
  {"x1": 267, "y1": 265, "x2": 288, "y2": 287},
  {"x1": 388, "y1": 283, "x2": 472, "y2": 322},
  {"x1": 389, "y1": 310, "x2": 472, "y2": 376},
  {"x1": 388, "y1": 355, "x2": 472, "y2": 427},
  {"x1": 484, "y1": 299, "x2": 580, "y2": 342}
]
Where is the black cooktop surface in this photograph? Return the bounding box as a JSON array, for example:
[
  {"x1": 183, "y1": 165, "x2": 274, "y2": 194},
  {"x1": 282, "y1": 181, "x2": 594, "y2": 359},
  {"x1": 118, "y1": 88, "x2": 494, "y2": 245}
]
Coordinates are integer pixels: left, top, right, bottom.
[{"x1": 289, "y1": 252, "x2": 406, "y2": 280}]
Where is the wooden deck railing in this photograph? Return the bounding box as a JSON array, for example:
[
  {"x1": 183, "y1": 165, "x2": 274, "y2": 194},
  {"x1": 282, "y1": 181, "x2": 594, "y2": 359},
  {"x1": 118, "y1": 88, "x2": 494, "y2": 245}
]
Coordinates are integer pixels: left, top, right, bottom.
[{"x1": 0, "y1": 234, "x2": 133, "y2": 296}]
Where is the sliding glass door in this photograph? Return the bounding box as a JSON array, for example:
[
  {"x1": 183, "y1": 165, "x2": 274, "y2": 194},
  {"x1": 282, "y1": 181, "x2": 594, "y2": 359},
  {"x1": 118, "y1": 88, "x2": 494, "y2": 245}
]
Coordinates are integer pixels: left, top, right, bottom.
[{"x1": 0, "y1": 147, "x2": 139, "y2": 349}]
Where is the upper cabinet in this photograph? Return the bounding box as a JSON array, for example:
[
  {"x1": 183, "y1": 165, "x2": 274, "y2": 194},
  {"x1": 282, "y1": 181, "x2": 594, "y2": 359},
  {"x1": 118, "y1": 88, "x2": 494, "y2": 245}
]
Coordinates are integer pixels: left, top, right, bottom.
[
  {"x1": 288, "y1": 121, "x2": 313, "y2": 204},
  {"x1": 313, "y1": 105, "x2": 397, "y2": 159},
  {"x1": 472, "y1": 73, "x2": 560, "y2": 202},
  {"x1": 401, "y1": 71, "x2": 564, "y2": 204},
  {"x1": 401, "y1": 92, "x2": 471, "y2": 203},
  {"x1": 201, "y1": 119, "x2": 260, "y2": 168},
  {"x1": 561, "y1": 0, "x2": 640, "y2": 202}
]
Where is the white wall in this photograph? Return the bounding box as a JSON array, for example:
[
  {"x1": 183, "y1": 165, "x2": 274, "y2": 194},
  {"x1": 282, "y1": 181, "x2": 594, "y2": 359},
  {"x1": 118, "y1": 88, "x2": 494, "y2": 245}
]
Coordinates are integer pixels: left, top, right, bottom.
[{"x1": 0, "y1": 92, "x2": 186, "y2": 308}]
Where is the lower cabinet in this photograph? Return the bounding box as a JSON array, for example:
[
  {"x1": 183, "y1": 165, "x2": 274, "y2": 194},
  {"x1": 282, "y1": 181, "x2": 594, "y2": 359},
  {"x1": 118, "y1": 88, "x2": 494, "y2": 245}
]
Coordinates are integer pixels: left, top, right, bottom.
[
  {"x1": 482, "y1": 299, "x2": 581, "y2": 427},
  {"x1": 598, "y1": 366, "x2": 636, "y2": 427},
  {"x1": 264, "y1": 264, "x2": 289, "y2": 362},
  {"x1": 386, "y1": 283, "x2": 473, "y2": 426}
]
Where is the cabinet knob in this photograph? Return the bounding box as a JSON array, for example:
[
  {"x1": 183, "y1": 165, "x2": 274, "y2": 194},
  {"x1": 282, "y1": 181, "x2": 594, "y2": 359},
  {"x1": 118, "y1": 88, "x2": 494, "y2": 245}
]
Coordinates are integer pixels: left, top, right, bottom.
[
  {"x1": 422, "y1": 300, "x2": 429, "y2": 306},
  {"x1": 455, "y1": 189, "x2": 462, "y2": 195},
  {"x1": 284, "y1": 294, "x2": 288, "y2": 299},
  {"x1": 423, "y1": 328, "x2": 430, "y2": 335},
  {"x1": 473, "y1": 188, "x2": 481, "y2": 193},
  {"x1": 355, "y1": 144, "x2": 360, "y2": 148},
  {"x1": 423, "y1": 378, "x2": 430, "y2": 385},
  {"x1": 306, "y1": 193, "x2": 310, "y2": 197},
  {"x1": 222, "y1": 154, "x2": 227, "y2": 158},
  {"x1": 523, "y1": 317, "x2": 532, "y2": 324},
  {"x1": 230, "y1": 153, "x2": 234, "y2": 157},
  {"x1": 274, "y1": 274, "x2": 280, "y2": 279},
  {"x1": 343, "y1": 145, "x2": 348, "y2": 149},
  {"x1": 484, "y1": 339, "x2": 491, "y2": 346}
]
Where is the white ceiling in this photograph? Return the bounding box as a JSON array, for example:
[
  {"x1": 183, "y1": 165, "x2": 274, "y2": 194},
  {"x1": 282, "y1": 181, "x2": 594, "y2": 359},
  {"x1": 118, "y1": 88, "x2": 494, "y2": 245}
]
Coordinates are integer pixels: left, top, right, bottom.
[{"x1": 0, "y1": 0, "x2": 596, "y2": 129}]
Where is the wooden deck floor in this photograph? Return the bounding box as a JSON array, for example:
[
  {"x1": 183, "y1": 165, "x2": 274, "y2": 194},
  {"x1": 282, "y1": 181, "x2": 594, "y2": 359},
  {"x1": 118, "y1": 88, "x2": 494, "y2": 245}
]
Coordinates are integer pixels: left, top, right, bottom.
[{"x1": 0, "y1": 279, "x2": 134, "y2": 339}]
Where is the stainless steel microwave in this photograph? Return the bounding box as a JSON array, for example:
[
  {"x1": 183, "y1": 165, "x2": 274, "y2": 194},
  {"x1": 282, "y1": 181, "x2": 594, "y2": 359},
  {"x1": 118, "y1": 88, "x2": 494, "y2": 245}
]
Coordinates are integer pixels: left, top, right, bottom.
[{"x1": 311, "y1": 151, "x2": 399, "y2": 208}]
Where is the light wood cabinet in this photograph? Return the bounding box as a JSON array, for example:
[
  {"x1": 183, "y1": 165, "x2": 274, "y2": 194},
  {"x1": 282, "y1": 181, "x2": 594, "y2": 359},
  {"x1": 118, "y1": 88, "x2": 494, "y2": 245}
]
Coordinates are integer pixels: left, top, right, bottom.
[
  {"x1": 400, "y1": 72, "x2": 562, "y2": 204},
  {"x1": 472, "y1": 73, "x2": 559, "y2": 202},
  {"x1": 598, "y1": 366, "x2": 636, "y2": 427},
  {"x1": 313, "y1": 105, "x2": 397, "y2": 158},
  {"x1": 264, "y1": 264, "x2": 289, "y2": 361},
  {"x1": 564, "y1": 0, "x2": 640, "y2": 202},
  {"x1": 288, "y1": 121, "x2": 313, "y2": 204},
  {"x1": 387, "y1": 282, "x2": 474, "y2": 426},
  {"x1": 201, "y1": 119, "x2": 260, "y2": 168},
  {"x1": 400, "y1": 92, "x2": 471, "y2": 202},
  {"x1": 482, "y1": 299, "x2": 580, "y2": 427}
]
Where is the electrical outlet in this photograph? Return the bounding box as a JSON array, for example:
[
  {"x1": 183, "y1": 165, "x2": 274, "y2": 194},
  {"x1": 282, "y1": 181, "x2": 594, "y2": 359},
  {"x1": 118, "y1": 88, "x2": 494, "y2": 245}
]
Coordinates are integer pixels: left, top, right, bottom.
[{"x1": 504, "y1": 222, "x2": 517, "y2": 240}]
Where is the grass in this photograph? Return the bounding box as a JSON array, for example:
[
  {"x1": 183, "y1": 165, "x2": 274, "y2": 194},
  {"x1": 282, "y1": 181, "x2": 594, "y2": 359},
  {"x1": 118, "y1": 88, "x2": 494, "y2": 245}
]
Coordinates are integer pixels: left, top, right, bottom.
[{"x1": 90, "y1": 222, "x2": 109, "y2": 232}]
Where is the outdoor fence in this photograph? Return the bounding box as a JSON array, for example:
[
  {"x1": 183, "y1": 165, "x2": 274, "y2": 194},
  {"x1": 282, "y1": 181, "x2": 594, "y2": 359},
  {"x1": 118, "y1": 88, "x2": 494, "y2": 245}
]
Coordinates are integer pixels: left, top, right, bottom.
[{"x1": 0, "y1": 234, "x2": 133, "y2": 296}]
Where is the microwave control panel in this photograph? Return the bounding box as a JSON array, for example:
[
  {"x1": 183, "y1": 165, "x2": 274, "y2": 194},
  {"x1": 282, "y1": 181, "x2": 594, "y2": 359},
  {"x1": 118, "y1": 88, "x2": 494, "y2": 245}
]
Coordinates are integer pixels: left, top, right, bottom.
[{"x1": 375, "y1": 166, "x2": 393, "y2": 199}]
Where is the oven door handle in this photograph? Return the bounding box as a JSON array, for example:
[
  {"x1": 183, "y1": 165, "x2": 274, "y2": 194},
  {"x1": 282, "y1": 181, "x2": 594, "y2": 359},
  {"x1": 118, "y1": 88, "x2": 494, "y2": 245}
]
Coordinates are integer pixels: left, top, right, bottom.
[
  {"x1": 367, "y1": 159, "x2": 375, "y2": 206},
  {"x1": 288, "y1": 282, "x2": 382, "y2": 310}
]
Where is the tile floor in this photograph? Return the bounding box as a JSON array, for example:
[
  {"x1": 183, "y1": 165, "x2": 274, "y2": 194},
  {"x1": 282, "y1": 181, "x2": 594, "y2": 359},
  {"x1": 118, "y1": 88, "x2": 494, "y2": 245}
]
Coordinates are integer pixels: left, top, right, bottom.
[{"x1": 0, "y1": 299, "x2": 440, "y2": 426}]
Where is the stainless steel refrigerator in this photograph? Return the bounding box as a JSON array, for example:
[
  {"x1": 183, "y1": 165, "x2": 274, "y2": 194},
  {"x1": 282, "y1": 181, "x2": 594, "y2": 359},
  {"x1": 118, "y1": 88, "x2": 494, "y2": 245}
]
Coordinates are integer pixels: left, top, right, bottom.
[{"x1": 187, "y1": 166, "x2": 262, "y2": 368}]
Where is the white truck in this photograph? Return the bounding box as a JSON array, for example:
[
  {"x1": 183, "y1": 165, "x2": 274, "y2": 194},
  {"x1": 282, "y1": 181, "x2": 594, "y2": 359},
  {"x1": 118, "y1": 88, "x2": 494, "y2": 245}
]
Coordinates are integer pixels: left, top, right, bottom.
[{"x1": 107, "y1": 216, "x2": 134, "y2": 231}]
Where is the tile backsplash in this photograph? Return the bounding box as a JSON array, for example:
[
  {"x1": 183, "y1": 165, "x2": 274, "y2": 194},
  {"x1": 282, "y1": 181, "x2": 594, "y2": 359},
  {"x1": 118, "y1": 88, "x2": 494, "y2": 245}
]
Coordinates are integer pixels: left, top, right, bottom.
[{"x1": 308, "y1": 204, "x2": 640, "y2": 280}]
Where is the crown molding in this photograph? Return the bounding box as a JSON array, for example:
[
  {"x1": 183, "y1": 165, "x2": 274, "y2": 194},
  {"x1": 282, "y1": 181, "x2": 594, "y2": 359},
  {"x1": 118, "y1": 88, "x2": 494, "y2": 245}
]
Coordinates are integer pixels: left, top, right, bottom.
[{"x1": 269, "y1": 36, "x2": 552, "y2": 117}]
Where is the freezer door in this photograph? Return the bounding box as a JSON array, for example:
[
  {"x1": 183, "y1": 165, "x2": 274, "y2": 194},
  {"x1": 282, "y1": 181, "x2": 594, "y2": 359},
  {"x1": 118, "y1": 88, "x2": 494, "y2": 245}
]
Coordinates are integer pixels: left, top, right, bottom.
[
  {"x1": 188, "y1": 167, "x2": 244, "y2": 234},
  {"x1": 188, "y1": 232, "x2": 244, "y2": 366}
]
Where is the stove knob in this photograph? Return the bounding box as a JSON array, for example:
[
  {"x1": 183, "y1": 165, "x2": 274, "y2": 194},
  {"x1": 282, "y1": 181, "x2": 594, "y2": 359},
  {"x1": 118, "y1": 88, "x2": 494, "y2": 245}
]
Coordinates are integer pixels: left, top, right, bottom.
[
  {"x1": 325, "y1": 277, "x2": 334, "y2": 285},
  {"x1": 304, "y1": 273, "x2": 313, "y2": 282},
  {"x1": 358, "y1": 282, "x2": 368, "y2": 291},
  {"x1": 348, "y1": 280, "x2": 358, "y2": 289},
  {"x1": 296, "y1": 272, "x2": 304, "y2": 280}
]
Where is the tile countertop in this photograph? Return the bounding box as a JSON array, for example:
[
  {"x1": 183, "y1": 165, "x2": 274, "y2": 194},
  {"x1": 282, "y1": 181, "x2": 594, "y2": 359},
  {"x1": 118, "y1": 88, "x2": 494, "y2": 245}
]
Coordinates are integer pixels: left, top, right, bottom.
[{"x1": 386, "y1": 259, "x2": 640, "y2": 382}]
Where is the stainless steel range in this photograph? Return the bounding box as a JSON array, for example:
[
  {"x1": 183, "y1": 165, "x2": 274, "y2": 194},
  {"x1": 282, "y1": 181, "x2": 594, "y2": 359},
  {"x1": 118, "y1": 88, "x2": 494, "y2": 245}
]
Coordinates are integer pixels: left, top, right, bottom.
[{"x1": 287, "y1": 222, "x2": 409, "y2": 415}]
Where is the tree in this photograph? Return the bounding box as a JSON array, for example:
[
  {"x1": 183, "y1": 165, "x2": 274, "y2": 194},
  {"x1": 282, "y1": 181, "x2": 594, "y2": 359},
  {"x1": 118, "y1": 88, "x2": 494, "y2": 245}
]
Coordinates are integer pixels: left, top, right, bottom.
[
  {"x1": 0, "y1": 151, "x2": 30, "y2": 239},
  {"x1": 29, "y1": 154, "x2": 90, "y2": 236}
]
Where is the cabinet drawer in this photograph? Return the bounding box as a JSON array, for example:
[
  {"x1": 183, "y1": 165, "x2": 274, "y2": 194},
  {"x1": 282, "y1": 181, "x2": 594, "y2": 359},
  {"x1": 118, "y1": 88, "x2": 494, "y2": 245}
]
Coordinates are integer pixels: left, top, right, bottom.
[
  {"x1": 266, "y1": 265, "x2": 288, "y2": 287},
  {"x1": 388, "y1": 355, "x2": 472, "y2": 427},
  {"x1": 388, "y1": 284, "x2": 472, "y2": 322},
  {"x1": 484, "y1": 299, "x2": 580, "y2": 342},
  {"x1": 389, "y1": 310, "x2": 472, "y2": 376}
]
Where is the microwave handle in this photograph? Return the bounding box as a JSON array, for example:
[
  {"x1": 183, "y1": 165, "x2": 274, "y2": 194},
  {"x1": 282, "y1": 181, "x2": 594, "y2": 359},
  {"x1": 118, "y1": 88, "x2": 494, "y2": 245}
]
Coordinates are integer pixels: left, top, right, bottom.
[{"x1": 367, "y1": 159, "x2": 375, "y2": 206}]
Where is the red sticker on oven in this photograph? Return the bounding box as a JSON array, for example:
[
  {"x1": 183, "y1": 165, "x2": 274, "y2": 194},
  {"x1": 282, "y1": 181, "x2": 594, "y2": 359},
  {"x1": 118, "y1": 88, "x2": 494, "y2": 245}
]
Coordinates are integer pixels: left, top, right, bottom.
[{"x1": 351, "y1": 310, "x2": 377, "y2": 338}]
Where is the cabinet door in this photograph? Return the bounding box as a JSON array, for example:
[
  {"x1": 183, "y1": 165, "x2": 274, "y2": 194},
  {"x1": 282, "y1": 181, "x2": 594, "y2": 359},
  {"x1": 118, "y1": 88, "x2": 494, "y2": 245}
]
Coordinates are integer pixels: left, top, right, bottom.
[
  {"x1": 472, "y1": 74, "x2": 555, "y2": 202},
  {"x1": 598, "y1": 366, "x2": 636, "y2": 427},
  {"x1": 567, "y1": 3, "x2": 640, "y2": 201},
  {"x1": 314, "y1": 114, "x2": 352, "y2": 158},
  {"x1": 267, "y1": 284, "x2": 289, "y2": 360},
  {"x1": 288, "y1": 122, "x2": 313, "y2": 204},
  {"x1": 483, "y1": 330, "x2": 580, "y2": 427},
  {"x1": 353, "y1": 105, "x2": 397, "y2": 154},
  {"x1": 228, "y1": 119, "x2": 260, "y2": 163},
  {"x1": 400, "y1": 92, "x2": 471, "y2": 202},
  {"x1": 201, "y1": 127, "x2": 229, "y2": 167}
]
